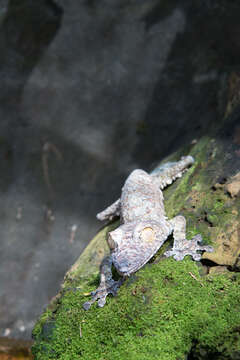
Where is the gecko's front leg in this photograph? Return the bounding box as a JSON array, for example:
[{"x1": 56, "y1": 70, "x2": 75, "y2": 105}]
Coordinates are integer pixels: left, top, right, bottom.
[
  {"x1": 97, "y1": 199, "x2": 121, "y2": 221},
  {"x1": 164, "y1": 215, "x2": 213, "y2": 261},
  {"x1": 83, "y1": 255, "x2": 123, "y2": 310}
]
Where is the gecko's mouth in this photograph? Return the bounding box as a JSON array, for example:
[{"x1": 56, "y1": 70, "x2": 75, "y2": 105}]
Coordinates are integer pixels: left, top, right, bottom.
[{"x1": 112, "y1": 247, "x2": 156, "y2": 276}]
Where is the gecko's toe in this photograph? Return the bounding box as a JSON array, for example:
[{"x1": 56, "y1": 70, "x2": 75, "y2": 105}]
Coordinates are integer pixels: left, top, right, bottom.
[
  {"x1": 202, "y1": 245, "x2": 214, "y2": 253},
  {"x1": 97, "y1": 296, "x2": 107, "y2": 308},
  {"x1": 164, "y1": 250, "x2": 173, "y2": 258},
  {"x1": 191, "y1": 253, "x2": 202, "y2": 261},
  {"x1": 173, "y1": 253, "x2": 185, "y2": 261},
  {"x1": 83, "y1": 301, "x2": 92, "y2": 311},
  {"x1": 192, "y1": 234, "x2": 202, "y2": 243}
]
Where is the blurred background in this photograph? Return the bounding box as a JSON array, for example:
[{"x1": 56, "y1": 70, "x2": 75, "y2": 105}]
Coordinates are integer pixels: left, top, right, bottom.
[{"x1": 0, "y1": 0, "x2": 239, "y2": 343}]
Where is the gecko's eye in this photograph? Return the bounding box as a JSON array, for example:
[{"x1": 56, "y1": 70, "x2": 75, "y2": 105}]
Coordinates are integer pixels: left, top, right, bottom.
[{"x1": 140, "y1": 227, "x2": 155, "y2": 243}]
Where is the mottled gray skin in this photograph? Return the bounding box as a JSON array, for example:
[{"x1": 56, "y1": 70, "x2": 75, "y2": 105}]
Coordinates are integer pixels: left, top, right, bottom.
[{"x1": 83, "y1": 156, "x2": 213, "y2": 310}]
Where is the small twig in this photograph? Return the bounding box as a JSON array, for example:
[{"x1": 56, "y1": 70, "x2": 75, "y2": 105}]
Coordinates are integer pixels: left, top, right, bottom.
[
  {"x1": 189, "y1": 272, "x2": 204, "y2": 287},
  {"x1": 79, "y1": 324, "x2": 82, "y2": 338}
]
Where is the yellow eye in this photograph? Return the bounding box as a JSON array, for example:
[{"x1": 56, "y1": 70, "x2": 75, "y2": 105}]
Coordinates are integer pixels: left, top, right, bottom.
[{"x1": 141, "y1": 227, "x2": 155, "y2": 243}]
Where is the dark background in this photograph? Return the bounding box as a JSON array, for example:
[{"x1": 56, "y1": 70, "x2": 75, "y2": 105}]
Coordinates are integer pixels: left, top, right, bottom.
[{"x1": 0, "y1": 0, "x2": 239, "y2": 339}]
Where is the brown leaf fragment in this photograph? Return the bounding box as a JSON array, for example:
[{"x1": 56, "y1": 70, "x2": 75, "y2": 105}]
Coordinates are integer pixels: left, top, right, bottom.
[{"x1": 132, "y1": 288, "x2": 137, "y2": 296}]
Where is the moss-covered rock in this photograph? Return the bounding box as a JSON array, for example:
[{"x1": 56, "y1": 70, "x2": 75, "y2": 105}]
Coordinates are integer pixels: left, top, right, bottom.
[
  {"x1": 33, "y1": 258, "x2": 240, "y2": 360},
  {"x1": 32, "y1": 127, "x2": 240, "y2": 359}
]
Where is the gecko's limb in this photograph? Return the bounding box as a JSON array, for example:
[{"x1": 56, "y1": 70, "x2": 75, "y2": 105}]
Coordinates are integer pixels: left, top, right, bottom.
[
  {"x1": 97, "y1": 199, "x2": 121, "y2": 221},
  {"x1": 164, "y1": 215, "x2": 213, "y2": 261},
  {"x1": 151, "y1": 156, "x2": 194, "y2": 189},
  {"x1": 83, "y1": 256, "x2": 123, "y2": 310}
]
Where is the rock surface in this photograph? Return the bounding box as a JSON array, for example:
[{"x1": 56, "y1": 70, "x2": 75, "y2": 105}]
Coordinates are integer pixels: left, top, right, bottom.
[
  {"x1": 0, "y1": 337, "x2": 33, "y2": 360},
  {"x1": 1, "y1": 0, "x2": 240, "y2": 340}
]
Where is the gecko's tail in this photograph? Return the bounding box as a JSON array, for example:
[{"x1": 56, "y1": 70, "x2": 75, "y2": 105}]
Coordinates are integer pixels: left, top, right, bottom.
[{"x1": 150, "y1": 155, "x2": 194, "y2": 189}]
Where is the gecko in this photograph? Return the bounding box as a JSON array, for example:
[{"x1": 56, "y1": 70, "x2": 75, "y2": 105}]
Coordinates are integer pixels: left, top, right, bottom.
[{"x1": 83, "y1": 156, "x2": 213, "y2": 310}]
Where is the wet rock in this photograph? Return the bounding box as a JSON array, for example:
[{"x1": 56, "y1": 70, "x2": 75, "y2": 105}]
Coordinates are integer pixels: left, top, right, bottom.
[
  {"x1": 0, "y1": 337, "x2": 33, "y2": 359},
  {"x1": 208, "y1": 266, "x2": 229, "y2": 275},
  {"x1": 202, "y1": 221, "x2": 240, "y2": 267},
  {"x1": 1, "y1": 0, "x2": 240, "y2": 342},
  {"x1": 226, "y1": 172, "x2": 240, "y2": 198}
]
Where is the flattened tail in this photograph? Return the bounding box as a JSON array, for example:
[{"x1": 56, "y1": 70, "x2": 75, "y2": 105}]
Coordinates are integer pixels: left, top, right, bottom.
[{"x1": 150, "y1": 155, "x2": 195, "y2": 189}]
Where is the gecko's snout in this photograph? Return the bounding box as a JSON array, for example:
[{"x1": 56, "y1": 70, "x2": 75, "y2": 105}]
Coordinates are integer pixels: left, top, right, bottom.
[
  {"x1": 108, "y1": 232, "x2": 117, "y2": 250},
  {"x1": 108, "y1": 229, "x2": 122, "y2": 250},
  {"x1": 181, "y1": 155, "x2": 194, "y2": 164}
]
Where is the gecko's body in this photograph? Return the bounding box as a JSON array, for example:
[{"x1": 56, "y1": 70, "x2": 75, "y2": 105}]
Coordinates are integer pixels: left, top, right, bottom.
[{"x1": 83, "y1": 156, "x2": 213, "y2": 310}]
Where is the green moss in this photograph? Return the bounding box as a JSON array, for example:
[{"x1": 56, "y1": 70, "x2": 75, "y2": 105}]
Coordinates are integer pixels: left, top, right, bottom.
[
  {"x1": 32, "y1": 258, "x2": 240, "y2": 360},
  {"x1": 32, "y1": 136, "x2": 240, "y2": 359},
  {"x1": 162, "y1": 137, "x2": 238, "y2": 247}
]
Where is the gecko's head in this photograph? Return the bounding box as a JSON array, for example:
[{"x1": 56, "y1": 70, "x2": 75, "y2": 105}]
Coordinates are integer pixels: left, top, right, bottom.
[{"x1": 109, "y1": 221, "x2": 161, "y2": 277}]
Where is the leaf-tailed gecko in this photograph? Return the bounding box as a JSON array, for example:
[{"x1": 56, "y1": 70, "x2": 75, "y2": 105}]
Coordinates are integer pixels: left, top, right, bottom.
[{"x1": 83, "y1": 156, "x2": 213, "y2": 310}]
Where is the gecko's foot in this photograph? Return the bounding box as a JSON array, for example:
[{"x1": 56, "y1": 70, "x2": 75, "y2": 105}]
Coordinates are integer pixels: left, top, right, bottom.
[
  {"x1": 83, "y1": 278, "x2": 124, "y2": 310},
  {"x1": 164, "y1": 234, "x2": 213, "y2": 261}
]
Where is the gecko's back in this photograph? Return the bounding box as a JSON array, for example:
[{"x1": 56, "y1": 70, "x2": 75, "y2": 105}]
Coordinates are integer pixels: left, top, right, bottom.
[{"x1": 121, "y1": 169, "x2": 165, "y2": 224}]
